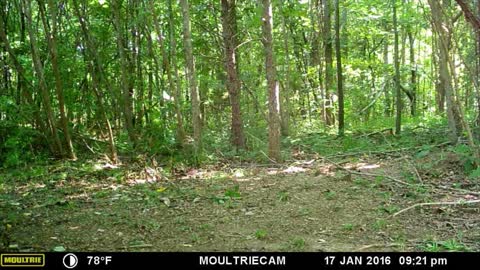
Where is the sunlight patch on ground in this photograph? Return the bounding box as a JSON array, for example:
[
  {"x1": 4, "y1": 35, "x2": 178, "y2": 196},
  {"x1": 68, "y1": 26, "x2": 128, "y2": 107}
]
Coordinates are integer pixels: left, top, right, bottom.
[
  {"x1": 357, "y1": 164, "x2": 381, "y2": 170},
  {"x1": 282, "y1": 166, "x2": 308, "y2": 174}
]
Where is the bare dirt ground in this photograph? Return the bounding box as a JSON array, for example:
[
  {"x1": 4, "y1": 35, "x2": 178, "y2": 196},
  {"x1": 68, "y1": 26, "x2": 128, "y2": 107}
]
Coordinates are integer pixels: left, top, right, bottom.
[{"x1": 2, "y1": 146, "x2": 479, "y2": 252}]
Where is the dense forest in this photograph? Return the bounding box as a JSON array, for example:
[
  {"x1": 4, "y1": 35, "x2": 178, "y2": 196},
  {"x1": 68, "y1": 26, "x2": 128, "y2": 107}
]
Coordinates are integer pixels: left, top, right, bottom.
[{"x1": 1, "y1": 0, "x2": 480, "y2": 252}]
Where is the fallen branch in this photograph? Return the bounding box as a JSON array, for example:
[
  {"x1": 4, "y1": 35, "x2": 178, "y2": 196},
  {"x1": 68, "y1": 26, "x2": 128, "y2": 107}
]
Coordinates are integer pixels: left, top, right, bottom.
[
  {"x1": 435, "y1": 186, "x2": 480, "y2": 196},
  {"x1": 402, "y1": 156, "x2": 423, "y2": 184},
  {"x1": 320, "y1": 157, "x2": 411, "y2": 186},
  {"x1": 392, "y1": 199, "x2": 480, "y2": 217},
  {"x1": 358, "y1": 128, "x2": 393, "y2": 138},
  {"x1": 326, "y1": 141, "x2": 450, "y2": 159},
  {"x1": 355, "y1": 243, "x2": 404, "y2": 251},
  {"x1": 128, "y1": 244, "x2": 153, "y2": 249}
]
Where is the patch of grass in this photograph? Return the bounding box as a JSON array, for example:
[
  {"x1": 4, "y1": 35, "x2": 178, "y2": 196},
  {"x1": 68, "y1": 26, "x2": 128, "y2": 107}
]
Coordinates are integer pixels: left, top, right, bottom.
[
  {"x1": 342, "y1": 223, "x2": 354, "y2": 231},
  {"x1": 372, "y1": 219, "x2": 387, "y2": 230},
  {"x1": 420, "y1": 240, "x2": 441, "y2": 252},
  {"x1": 175, "y1": 217, "x2": 186, "y2": 225},
  {"x1": 277, "y1": 191, "x2": 289, "y2": 202},
  {"x1": 371, "y1": 176, "x2": 384, "y2": 188},
  {"x1": 393, "y1": 233, "x2": 407, "y2": 247},
  {"x1": 401, "y1": 171, "x2": 416, "y2": 183},
  {"x1": 191, "y1": 232, "x2": 200, "y2": 243},
  {"x1": 439, "y1": 239, "x2": 469, "y2": 251},
  {"x1": 302, "y1": 182, "x2": 314, "y2": 191},
  {"x1": 298, "y1": 207, "x2": 311, "y2": 216},
  {"x1": 324, "y1": 190, "x2": 336, "y2": 200},
  {"x1": 290, "y1": 237, "x2": 305, "y2": 250},
  {"x1": 378, "y1": 204, "x2": 399, "y2": 214},
  {"x1": 419, "y1": 237, "x2": 469, "y2": 252},
  {"x1": 199, "y1": 223, "x2": 213, "y2": 231},
  {"x1": 223, "y1": 200, "x2": 237, "y2": 209},
  {"x1": 224, "y1": 185, "x2": 241, "y2": 199},
  {"x1": 255, "y1": 229, "x2": 268, "y2": 240},
  {"x1": 179, "y1": 225, "x2": 192, "y2": 232},
  {"x1": 378, "y1": 191, "x2": 393, "y2": 200},
  {"x1": 212, "y1": 185, "x2": 241, "y2": 206},
  {"x1": 404, "y1": 185, "x2": 429, "y2": 200},
  {"x1": 353, "y1": 178, "x2": 369, "y2": 187},
  {"x1": 145, "y1": 221, "x2": 162, "y2": 231},
  {"x1": 94, "y1": 190, "x2": 110, "y2": 199}
]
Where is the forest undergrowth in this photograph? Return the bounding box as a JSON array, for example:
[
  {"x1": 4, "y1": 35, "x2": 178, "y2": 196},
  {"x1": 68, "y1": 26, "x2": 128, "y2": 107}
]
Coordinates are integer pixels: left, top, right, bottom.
[{"x1": 1, "y1": 121, "x2": 479, "y2": 252}]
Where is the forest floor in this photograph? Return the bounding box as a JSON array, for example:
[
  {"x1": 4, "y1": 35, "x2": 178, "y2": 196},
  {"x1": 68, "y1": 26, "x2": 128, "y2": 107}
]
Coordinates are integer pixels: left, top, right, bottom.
[{"x1": 1, "y1": 131, "x2": 480, "y2": 252}]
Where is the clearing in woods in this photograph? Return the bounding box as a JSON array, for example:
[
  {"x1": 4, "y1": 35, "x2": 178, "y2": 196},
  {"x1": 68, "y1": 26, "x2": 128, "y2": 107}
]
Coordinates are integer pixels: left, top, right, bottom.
[{"x1": 1, "y1": 131, "x2": 479, "y2": 252}]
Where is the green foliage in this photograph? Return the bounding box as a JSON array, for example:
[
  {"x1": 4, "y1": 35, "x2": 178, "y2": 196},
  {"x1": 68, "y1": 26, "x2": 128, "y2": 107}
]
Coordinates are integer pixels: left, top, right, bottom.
[
  {"x1": 420, "y1": 239, "x2": 469, "y2": 252},
  {"x1": 277, "y1": 191, "x2": 289, "y2": 202},
  {"x1": 254, "y1": 229, "x2": 268, "y2": 240},
  {"x1": 0, "y1": 125, "x2": 42, "y2": 168},
  {"x1": 290, "y1": 238, "x2": 306, "y2": 250},
  {"x1": 452, "y1": 144, "x2": 478, "y2": 174},
  {"x1": 372, "y1": 219, "x2": 387, "y2": 230},
  {"x1": 468, "y1": 167, "x2": 480, "y2": 180},
  {"x1": 342, "y1": 223, "x2": 354, "y2": 231},
  {"x1": 324, "y1": 190, "x2": 337, "y2": 200},
  {"x1": 212, "y1": 185, "x2": 241, "y2": 205},
  {"x1": 378, "y1": 204, "x2": 399, "y2": 214},
  {"x1": 224, "y1": 185, "x2": 241, "y2": 199}
]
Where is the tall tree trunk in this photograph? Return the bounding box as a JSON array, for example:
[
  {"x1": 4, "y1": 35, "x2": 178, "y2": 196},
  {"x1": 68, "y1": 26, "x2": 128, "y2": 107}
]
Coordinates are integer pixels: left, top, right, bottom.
[
  {"x1": 281, "y1": 13, "x2": 291, "y2": 136},
  {"x1": 180, "y1": 0, "x2": 202, "y2": 153},
  {"x1": 393, "y1": 0, "x2": 402, "y2": 135},
  {"x1": 0, "y1": 10, "x2": 48, "y2": 142},
  {"x1": 453, "y1": 0, "x2": 480, "y2": 127},
  {"x1": 428, "y1": 0, "x2": 462, "y2": 143},
  {"x1": 408, "y1": 30, "x2": 417, "y2": 116},
  {"x1": 432, "y1": 32, "x2": 446, "y2": 113},
  {"x1": 383, "y1": 32, "x2": 391, "y2": 116},
  {"x1": 478, "y1": 0, "x2": 480, "y2": 128},
  {"x1": 112, "y1": 0, "x2": 136, "y2": 143},
  {"x1": 165, "y1": 0, "x2": 185, "y2": 145},
  {"x1": 133, "y1": 1, "x2": 144, "y2": 129},
  {"x1": 72, "y1": 0, "x2": 118, "y2": 163},
  {"x1": 221, "y1": 0, "x2": 246, "y2": 150},
  {"x1": 38, "y1": 0, "x2": 76, "y2": 159},
  {"x1": 335, "y1": 0, "x2": 344, "y2": 136},
  {"x1": 323, "y1": 0, "x2": 334, "y2": 126},
  {"x1": 261, "y1": 0, "x2": 281, "y2": 162},
  {"x1": 22, "y1": 0, "x2": 64, "y2": 156}
]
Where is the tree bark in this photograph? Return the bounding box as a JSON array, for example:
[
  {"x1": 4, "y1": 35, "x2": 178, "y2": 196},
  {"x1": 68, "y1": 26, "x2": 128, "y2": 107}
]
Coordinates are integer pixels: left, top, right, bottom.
[
  {"x1": 0, "y1": 11, "x2": 47, "y2": 139},
  {"x1": 221, "y1": 0, "x2": 246, "y2": 150},
  {"x1": 281, "y1": 13, "x2": 291, "y2": 136},
  {"x1": 180, "y1": 0, "x2": 202, "y2": 153},
  {"x1": 149, "y1": 0, "x2": 186, "y2": 146},
  {"x1": 323, "y1": 0, "x2": 334, "y2": 126},
  {"x1": 22, "y1": 0, "x2": 64, "y2": 156},
  {"x1": 454, "y1": 0, "x2": 480, "y2": 29},
  {"x1": 335, "y1": 0, "x2": 344, "y2": 136},
  {"x1": 72, "y1": 0, "x2": 118, "y2": 163},
  {"x1": 428, "y1": 0, "x2": 463, "y2": 143},
  {"x1": 393, "y1": 0, "x2": 402, "y2": 135},
  {"x1": 38, "y1": 0, "x2": 76, "y2": 159},
  {"x1": 408, "y1": 30, "x2": 417, "y2": 116},
  {"x1": 112, "y1": 0, "x2": 136, "y2": 143},
  {"x1": 261, "y1": 0, "x2": 281, "y2": 162}
]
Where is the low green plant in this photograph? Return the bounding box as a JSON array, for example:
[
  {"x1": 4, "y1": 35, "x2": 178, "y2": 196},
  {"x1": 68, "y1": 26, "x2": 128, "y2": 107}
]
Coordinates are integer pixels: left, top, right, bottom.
[
  {"x1": 342, "y1": 223, "x2": 354, "y2": 231},
  {"x1": 278, "y1": 191, "x2": 289, "y2": 202},
  {"x1": 378, "y1": 204, "x2": 399, "y2": 214},
  {"x1": 291, "y1": 237, "x2": 305, "y2": 250},
  {"x1": 420, "y1": 238, "x2": 468, "y2": 252},
  {"x1": 255, "y1": 229, "x2": 268, "y2": 240},
  {"x1": 324, "y1": 190, "x2": 336, "y2": 200},
  {"x1": 372, "y1": 219, "x2": 387, "y2": 230}
]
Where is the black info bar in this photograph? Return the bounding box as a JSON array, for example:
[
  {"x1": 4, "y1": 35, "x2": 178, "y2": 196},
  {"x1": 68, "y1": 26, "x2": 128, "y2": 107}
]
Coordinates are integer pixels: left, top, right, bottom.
[{"x1": 0, "y1": 252, "x2": 477, "y2": 270}]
